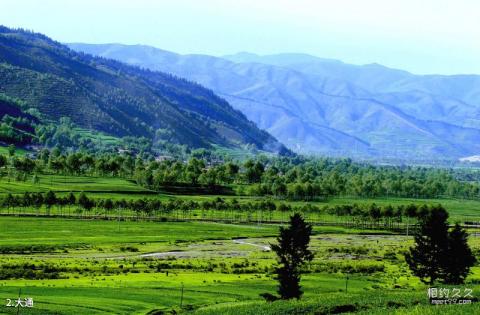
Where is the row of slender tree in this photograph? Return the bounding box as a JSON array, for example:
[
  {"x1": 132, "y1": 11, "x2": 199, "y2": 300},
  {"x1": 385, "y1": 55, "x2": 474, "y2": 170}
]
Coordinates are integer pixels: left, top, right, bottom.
[{"x1": 0, "y1": 191, "x2": 447, "y2": 230}]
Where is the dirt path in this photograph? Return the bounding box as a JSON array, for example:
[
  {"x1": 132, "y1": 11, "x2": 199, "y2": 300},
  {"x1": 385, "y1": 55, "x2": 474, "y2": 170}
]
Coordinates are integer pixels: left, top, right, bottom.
[
  {"x1": 139, "y1": 251, "x2": 200, "y2": 258},
  {"x1": 233, "y1": 239, "x2": 271, "y2": 251}
]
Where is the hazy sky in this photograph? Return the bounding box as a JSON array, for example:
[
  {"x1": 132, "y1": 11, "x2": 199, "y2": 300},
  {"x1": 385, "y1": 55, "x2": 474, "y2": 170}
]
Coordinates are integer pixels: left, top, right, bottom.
[{"x1": 1, "y1": 0, "x2": 479, "y2": 74}]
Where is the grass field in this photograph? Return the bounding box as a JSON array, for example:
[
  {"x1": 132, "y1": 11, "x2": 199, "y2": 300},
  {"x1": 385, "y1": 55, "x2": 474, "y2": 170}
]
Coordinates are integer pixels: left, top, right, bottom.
[
  {"x1": 1, "y1": 174, "x2": 480, "y2": 314},
  {"x1": 1, "y1": 216, "x2": 479, "y2": 314},
  {"x1": 0, "y1": 217, "x2": 279, "y2": 247},
  {"x1": 0, "y1": 175, "x2": 151, "y2": 195}
]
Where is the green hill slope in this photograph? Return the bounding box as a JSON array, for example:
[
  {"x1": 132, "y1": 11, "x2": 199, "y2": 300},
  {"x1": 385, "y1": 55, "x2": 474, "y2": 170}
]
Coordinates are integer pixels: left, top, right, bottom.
[{"x1": 0, "y1": 26, "x2": 287, "y2": 153}]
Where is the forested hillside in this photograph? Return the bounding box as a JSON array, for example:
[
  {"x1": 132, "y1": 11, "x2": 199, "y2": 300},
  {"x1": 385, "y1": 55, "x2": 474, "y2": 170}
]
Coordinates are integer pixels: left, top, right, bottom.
[
  {"x1": 0, "y1": 94, "x2": 37, "y2": 145},
  {"x1": 0, "y1": 26, "x2": 287, "y2": 154}
]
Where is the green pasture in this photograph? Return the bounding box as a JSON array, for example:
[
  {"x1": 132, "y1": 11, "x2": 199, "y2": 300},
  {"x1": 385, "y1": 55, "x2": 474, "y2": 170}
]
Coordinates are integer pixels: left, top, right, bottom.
[
  {"x1": 0, "y1": 175, "x2": 151, "y2": 195},
  {"x1": 191, "y1": 291, "x2": 480, "y2": 315},
  {"x1": 0, "y1": 272, "x2": 378, "y2": 315},
  {"x1": 1, "y1": 216, "x2": 480, "y2": 314},
  {"x1": 73, "y1": 128, "x2": 121, "y2": 145},
  {"x1": 0, "y1": 172, "x2": 480, "y2": 314},
  {"x1": 0, "y1": 217, "x2": 279, "y2": 247}
]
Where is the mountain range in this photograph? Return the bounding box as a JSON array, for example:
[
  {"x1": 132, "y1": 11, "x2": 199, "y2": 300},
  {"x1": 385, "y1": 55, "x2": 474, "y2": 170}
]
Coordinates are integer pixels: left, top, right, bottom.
[
  {"x1": 68, "y1": 43, "x2": 480, "y2": 160},
  {"x1": 0, "y1": 26, "x2": 287, "y2": 154}
]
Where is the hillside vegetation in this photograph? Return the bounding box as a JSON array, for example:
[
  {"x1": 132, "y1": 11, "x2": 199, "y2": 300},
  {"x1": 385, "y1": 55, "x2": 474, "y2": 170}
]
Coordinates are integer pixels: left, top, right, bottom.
[{"x1": 0, "y1": 26, "x2": 287, "y2": 154}]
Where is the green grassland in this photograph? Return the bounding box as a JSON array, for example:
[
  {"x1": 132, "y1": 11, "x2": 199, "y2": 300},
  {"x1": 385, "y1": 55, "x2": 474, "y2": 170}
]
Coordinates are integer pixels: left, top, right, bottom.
[
  {"x1": 191, "y1": 292, "x2": 480, "y2": 315},
  {"x1": 0, "y1": 217, "x2": 279, "y2": 247},
  {"x1": 1, "y1": 216, "x2": 480, "y2": 314},
  {"x1": 0, "y1": 175, "x2": 151, "y2": 195},
  {"x1": 73, "y1": 128, "x2": 121, "y2": 146},
  {"x1": 1, "y1": 174, "x2": 480, "y2": 314}
]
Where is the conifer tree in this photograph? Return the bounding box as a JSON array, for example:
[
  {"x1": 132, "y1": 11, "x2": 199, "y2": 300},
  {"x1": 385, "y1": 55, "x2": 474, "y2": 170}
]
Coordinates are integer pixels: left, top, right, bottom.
[
  {"x1": 444, "y1": 224, "x2": 476, "y2": 284},
  {"x1": 405, "y1": 205, "x2": 449, "y2": 285},
  {"x1": 271, "y1": 213, "x2": 313, "y2": 299}
]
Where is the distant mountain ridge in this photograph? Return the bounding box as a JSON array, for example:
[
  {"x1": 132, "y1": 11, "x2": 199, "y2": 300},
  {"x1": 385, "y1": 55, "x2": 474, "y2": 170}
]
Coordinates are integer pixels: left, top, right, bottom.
[
  {"x1": 224, "y1": 52, "x2": 480, "y2": 101},
  {"x1": 68, "y1": 43, "x2": 480, "y2": 160},
  {"x1": 0, "y1": 26, "x2": 287, "y2": 153}
]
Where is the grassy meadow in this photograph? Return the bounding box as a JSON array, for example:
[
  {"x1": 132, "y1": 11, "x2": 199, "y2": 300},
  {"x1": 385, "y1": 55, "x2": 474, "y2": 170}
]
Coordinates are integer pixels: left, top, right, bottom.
[
  {"x1": 1, "y1": 173, "x2": 480, "y2": 314},
  {"x1": 1, "y1": 216, "x2": 479, "y2": 314}
]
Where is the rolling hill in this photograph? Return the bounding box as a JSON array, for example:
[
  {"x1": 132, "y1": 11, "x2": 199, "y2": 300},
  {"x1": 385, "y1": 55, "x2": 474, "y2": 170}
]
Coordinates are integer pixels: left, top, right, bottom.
[
  {"x1": 0, "y1": 26, "x2": 288, "y2": 154},
  {"x1": 68, "y1": 43, "x2": 480, "y2": 160}
]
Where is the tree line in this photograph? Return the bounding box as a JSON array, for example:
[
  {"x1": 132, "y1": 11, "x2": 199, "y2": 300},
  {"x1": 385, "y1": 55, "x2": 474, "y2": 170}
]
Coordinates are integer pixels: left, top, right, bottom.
[
  {"x1": 0, "y1": 191, "x2": 447, "y2": 230},
  {"x1": 1, "y1": 149, "x2": 479, "y2": 201}
]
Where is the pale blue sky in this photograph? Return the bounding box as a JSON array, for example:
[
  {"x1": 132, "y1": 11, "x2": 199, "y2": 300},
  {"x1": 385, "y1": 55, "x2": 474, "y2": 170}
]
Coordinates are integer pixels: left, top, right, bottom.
[{"x1": 1, "y1": 0, "x2": 479, "y2": 75}]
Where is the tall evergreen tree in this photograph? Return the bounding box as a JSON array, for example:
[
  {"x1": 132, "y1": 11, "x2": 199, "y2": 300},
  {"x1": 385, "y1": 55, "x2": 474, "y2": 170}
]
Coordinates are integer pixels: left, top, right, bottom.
[
  {"x1": 444, "y1": 224, "x2": 476, "y2": 284},
  {"x1": 271, "y1": 213, "x2": 313, "y2": 299},
  {"x1": 405, "y1": 205, "x2": 449, "y2": 285}
]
